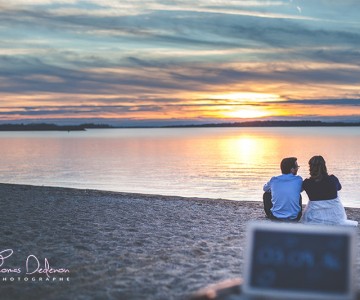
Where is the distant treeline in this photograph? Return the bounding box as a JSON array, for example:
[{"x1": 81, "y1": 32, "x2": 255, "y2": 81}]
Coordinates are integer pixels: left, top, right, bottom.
[
  {"x1": 0, "y1": 123, "x2": 114, "y2": 131},
  {"x1": 1, "y1": 121, "x2": 360, "y2": 131},
  {"x1": 165, "y1": 120, "x2": 360, "y2": 128}
]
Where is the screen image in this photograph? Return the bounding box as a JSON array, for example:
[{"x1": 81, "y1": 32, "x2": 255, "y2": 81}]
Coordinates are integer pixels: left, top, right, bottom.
[{"x1": 250, "y1": 230, "x2": 350, "y2": 294}]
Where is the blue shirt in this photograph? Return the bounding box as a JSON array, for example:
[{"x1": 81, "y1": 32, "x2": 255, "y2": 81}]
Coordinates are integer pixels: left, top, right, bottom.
[{"x1": 263, "y1": 173, "x2": 303, "y2": 219}]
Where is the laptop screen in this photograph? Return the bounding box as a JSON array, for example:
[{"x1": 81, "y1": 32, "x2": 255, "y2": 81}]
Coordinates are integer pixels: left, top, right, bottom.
[{"x1": 243, "y1": 222, "x2": 356, "y2": 300}]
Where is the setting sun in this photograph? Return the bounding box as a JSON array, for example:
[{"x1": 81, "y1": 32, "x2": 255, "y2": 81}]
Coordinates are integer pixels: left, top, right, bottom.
[
  {"x1": 224, "y1": 108, "x2": 270, "y2": 119},
  {"x1": 206, "y1": 92, "x2": 280, "y2": 119}
]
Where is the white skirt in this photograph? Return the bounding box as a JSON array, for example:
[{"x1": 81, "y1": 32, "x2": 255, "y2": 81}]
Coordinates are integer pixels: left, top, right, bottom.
[{"x1": 301, "y1": 198, "x2": 358, "y2": 226}]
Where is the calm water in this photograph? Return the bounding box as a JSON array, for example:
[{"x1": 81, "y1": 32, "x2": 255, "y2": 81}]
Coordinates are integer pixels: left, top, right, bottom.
[{"x1": 0, "y1": 127, "x2": 359, "y2": 207}]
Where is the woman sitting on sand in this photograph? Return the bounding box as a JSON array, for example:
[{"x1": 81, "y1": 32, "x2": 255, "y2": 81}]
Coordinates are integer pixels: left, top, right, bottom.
[{"x1": 301, "y1": 155, "x2": 358, "y2": 226}]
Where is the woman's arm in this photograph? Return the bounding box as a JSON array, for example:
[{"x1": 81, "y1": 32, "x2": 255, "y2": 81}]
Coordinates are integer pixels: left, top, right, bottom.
[{"x1": 331, "y1": 175, "x2": 342, "y2": 191}]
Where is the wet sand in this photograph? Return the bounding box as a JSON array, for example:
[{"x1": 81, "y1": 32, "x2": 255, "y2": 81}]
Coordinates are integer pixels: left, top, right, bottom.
[{"x1": 1, "y1": 183, "x2": 359, "y2": 300}]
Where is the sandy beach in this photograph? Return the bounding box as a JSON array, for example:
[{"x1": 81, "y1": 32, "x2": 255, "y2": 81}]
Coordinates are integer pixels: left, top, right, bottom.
[{"x1": 1, "y1": 183, "x2": 359, "y2": 300}]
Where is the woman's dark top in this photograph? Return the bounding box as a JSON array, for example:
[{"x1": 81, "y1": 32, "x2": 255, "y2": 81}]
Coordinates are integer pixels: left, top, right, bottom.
[{"x1": 302, "y1": 175, "x2": 342, "y2": 201}]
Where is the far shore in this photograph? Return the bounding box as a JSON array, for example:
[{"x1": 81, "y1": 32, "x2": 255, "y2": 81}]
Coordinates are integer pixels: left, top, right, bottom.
[
  {"x1": 1, "y1": 120, "x2": 360, "y2": 131},
  {"x1": 1, "y1": 183, "x2": 359, "y2": 299}
]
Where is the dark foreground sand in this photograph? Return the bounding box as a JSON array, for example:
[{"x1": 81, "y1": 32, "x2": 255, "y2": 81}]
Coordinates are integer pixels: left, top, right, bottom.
[{"x1": 1, "y1": 183, "x2": 360, "y2": 300}]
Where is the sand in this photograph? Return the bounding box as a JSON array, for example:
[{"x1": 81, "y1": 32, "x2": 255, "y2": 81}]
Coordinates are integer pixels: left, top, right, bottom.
[{"x1": 1, "y1": 183, "x2": 359, "y2": 300}]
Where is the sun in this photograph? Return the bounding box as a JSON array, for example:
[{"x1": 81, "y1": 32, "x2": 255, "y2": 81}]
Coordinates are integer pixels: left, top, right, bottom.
[
  {"x1": 225, "y1": 107, "x2": 270, "y2": 119},
  {"x1": 208, "y1": 92, "x2": 280, "y2": 119}
]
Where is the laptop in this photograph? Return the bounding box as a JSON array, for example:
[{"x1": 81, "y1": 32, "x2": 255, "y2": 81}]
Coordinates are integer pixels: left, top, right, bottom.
[{"x1": 243, "y1": 221, "x2": 357, "y2": 300}]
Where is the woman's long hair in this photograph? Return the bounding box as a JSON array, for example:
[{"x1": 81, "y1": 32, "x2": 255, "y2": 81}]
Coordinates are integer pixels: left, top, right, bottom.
[{"x1": 309, "y1": 155, "x2": 328, "y2": 181}]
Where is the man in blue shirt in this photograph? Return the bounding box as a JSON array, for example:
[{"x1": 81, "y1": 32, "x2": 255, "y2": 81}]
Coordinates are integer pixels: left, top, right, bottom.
[{"x1": 263, "y1": 157, "x2": 302, "y2": 221}]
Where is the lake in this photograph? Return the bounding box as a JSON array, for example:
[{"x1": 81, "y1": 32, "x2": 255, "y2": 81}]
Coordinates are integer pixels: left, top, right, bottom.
[{"x1": 0, "y1": 127, "x2": 359, "y2": 207}]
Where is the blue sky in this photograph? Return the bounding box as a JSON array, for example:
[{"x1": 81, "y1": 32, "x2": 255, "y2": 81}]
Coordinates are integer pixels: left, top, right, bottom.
[{"x1": 0, "y1": 0, "x2": 360, "y2": 125}]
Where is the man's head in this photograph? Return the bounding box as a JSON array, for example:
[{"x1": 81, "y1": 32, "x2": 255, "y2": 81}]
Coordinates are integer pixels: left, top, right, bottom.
[{"x1": 280, "y1": 157, "x2": 299, "y2": 175}]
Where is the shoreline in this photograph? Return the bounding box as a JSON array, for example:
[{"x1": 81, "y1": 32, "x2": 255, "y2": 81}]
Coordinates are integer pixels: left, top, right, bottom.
[{"x1": 1, "y1": 183, "x2": 360, "y2": 299}]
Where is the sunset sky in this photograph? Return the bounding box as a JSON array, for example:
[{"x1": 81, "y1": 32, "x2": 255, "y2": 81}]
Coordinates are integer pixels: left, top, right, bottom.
[{"x1": 0, "y1": 0, "x2": 360, "y2": 125}]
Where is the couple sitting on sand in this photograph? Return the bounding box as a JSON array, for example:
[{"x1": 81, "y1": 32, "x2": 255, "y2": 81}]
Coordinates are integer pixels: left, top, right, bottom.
[{"x1": 263, "y1": 155, "x2": 358, "y2": 226}]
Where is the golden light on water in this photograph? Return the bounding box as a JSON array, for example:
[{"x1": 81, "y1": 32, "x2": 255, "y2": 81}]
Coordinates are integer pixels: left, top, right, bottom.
[
  {"x1": 234, "y1": 136, "x2": 259, "y2": 158},
  {"x1": 215, "y1": 132, "x2": 279, "y2": 164}
]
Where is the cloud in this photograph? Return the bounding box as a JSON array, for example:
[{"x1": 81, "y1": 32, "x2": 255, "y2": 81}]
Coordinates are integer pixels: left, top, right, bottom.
[
  {"x1": 280, "y1": 99, "x2": 360, "y2": 106},
  {"x1": 2, "y1": 52, "x2": 360, "y2": 99},
  {"x1": 0, "y1": 104, "x2": 165, "y2": 116},
  {"x1": 1, "y1": 1, "x2": 360, "y2": 123}
]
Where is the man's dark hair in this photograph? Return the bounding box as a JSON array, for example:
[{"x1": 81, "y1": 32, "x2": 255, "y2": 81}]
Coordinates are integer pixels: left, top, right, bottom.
[{"x1": 280, "y1": 157, "x2": 297, "y2": 174}]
